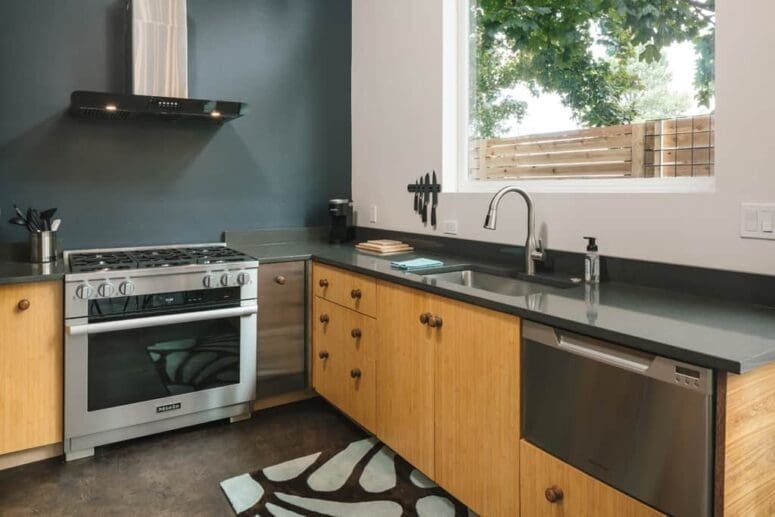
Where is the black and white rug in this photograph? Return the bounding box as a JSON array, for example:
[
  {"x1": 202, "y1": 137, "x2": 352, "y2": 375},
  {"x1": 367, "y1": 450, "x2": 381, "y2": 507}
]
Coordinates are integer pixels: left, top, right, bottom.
[{"x1": 220, "y1": 437, "x2": 476, "y2": 516}]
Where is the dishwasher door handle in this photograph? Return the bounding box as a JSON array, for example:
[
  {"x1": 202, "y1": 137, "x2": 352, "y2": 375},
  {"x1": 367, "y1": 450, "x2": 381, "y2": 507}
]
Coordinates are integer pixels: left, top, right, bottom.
[{"x1": 557, "y1": 334, "x2": 652, "y2": 373}]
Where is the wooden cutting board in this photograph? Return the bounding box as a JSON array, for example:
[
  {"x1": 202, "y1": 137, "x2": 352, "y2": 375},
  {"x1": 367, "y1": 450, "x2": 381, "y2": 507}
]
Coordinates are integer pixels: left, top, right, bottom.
[{"x1": 355, "y1": 240, "x2": 414, "y2": 254}]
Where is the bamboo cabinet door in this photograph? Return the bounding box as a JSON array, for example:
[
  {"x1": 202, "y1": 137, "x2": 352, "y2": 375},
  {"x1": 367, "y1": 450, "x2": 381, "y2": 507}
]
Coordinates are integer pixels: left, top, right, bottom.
[
  {"x1": 375, "y1": 281, "x2": 435, "y2": 477},
  {"x1": 0, "y1": 281, "x2": 63, "y2": 455},
  {"x1": 432, "y1": 295, "x2": 521, "y2": 517}
]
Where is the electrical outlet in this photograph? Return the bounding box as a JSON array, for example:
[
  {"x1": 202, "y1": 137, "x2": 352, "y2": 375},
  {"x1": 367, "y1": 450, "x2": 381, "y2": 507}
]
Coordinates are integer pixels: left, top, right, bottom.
[
  {"x1": 443, "y1": 220, "x2": 458, "y2": 235},
  {"x1": 740, "y1": 203, "x2": 775, "y2": 240},
  {"x1": 369, "y1": 205, "x2": 378, "y2": 224}
]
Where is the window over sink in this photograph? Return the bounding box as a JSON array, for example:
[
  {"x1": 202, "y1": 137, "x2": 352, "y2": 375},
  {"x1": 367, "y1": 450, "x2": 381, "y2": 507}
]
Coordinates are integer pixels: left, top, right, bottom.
[{"x1": 456, "y1": 0, "x2": 715, "y2": 191}]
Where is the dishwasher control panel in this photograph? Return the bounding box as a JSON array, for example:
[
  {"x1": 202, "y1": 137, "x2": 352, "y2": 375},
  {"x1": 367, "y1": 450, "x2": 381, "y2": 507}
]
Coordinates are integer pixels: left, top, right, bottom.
[{"x1": 675, "y1": 366, "x2": 702, "y2": 388}]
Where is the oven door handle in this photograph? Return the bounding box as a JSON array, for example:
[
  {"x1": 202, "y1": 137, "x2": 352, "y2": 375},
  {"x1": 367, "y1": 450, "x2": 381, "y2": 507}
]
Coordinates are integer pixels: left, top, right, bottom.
[{"x1": 66, "y1": 306, "x2": 258, "y2": 336}]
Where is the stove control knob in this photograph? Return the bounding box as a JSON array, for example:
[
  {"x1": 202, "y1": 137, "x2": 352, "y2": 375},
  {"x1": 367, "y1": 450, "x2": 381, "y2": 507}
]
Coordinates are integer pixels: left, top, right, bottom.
[
  {"x1": 98, "y1": 282, "x2": 115, "y2": 298},
  {"x1": 203, "y1": 274, "x2": 215, "y2": 288},
  {"x1": 75, "y1": 283, "x2": 93, "y2": 300},
  {"x1": 119, "y1": 281, "x2": 135, "y2": 296},
  {"x1": 220, "y1": 272, "x2": 232, "y2": 287},
  {"x1": 236, "y1": 272, "x2": 251, "y2": 286}
]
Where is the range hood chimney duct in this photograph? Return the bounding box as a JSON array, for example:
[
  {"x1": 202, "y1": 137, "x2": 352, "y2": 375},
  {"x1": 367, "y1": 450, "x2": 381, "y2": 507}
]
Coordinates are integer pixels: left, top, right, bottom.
[{"x1": 131, "y1": 0, "x2": 189, "y2": 98}]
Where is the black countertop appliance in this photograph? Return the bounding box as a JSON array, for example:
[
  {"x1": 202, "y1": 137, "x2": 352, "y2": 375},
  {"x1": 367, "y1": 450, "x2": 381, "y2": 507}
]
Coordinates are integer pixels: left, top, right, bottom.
[{"x1": 329, "y1": 199, "x2": 354, "y2": 244}]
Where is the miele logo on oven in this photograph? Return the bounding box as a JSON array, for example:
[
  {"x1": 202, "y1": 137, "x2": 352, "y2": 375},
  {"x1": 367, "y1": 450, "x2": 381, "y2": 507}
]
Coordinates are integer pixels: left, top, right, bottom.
[{"x1": 156, "y1": 402, "x2": 182, "y2": 413}]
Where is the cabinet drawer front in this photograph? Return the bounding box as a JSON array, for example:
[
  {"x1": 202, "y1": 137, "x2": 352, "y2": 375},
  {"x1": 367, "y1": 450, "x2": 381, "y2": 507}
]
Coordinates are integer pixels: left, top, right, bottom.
[
  {"x1": 313, "y1": 297, "x2": 376, "y2": 431},
  {"x1": 520, "y1": 441, "x2": 664, "y2": 517},
  {"x1": 313, "y1": 263, "x2": 376, "y2": 317},
  {"x1": 0, "y1": 281, "x2": 64, "y2": 455}
]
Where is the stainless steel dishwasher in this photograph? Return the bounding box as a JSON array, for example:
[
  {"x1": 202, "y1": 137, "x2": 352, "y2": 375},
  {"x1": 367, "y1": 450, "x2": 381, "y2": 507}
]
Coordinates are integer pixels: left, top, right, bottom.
[
  {"x1": 522, "y1": 321, "x2": 713, "y2": 517},
  {"x1": 257, "y1": 261, "x2": 308, "y2": 399}
]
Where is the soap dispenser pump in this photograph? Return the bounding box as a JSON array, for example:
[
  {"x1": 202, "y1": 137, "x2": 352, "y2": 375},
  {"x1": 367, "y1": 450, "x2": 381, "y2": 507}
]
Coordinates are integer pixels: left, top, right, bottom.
[{"x1": 584, "y1": 236, "x2": 600, "y2": 284}]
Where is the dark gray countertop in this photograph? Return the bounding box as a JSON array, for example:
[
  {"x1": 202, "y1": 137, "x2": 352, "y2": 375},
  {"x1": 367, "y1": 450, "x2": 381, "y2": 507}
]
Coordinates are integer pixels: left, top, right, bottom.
[
  {"x1": 229, "y1": 237, "x2": 775, "y2": 374},
  {"x1": 0, "y1": 244, "x2": 65, "y2": 285}
]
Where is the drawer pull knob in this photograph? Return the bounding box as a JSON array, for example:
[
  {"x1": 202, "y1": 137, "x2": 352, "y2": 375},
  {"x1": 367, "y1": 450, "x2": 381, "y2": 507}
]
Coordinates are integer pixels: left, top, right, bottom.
[
  {"x1": 351, "y1": 328, "x2": 362, "y2": 338},
  {"x1": 544, "y1": 485, "x2": 564, "y2": 503},
  {"x1": 319, "y1": 314, "x2": 330, "y2": 324},
  {"x1": 318, "y1": 351, "x2": 329, "y2": 360},
  {"x1": 350, "y1": 368, "x2": 362, "y2": 379},
  {"x1": 275, "y1": 275, "x2": 287, "y2": 285},
  {"x1": 428, "y1": 315, "x2": 443, "y2": 328},
  {"x1": 319, "y1": 279, "x2": 329, "y2": 288},
  {"x1": 419, "y1": 312, "x2": 431, "y2": 325},
  {"x1": 17, "y1": 299, "x2": 31, "y2": 311},
  {"x1": 350, "y1": 288, "x2": 362, "y2": 299}
]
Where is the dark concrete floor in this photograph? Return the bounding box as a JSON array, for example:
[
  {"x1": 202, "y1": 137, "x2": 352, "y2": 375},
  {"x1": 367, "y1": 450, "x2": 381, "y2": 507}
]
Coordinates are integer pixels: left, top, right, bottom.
[{"x1": 0, "y1": 398, "x2": 365, "y2": 516}]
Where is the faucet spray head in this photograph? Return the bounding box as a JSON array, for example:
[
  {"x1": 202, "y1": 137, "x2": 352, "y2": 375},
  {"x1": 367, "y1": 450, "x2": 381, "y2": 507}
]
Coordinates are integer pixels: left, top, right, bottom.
[{"x1": 483, "y1": 208, "x2": 497, "y2": 230}]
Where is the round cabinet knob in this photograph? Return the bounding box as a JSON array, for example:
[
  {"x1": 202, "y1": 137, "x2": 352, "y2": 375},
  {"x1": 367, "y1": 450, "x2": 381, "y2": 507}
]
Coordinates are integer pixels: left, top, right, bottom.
[
  {"x1": 319, "y1": 279, "x2": 329, "y2": 288},
  {"x1": 118, "y1": 281, "x2": 135, "y2": 296},
  {"x1": 17, "y1": 299, "x2": 30, "y2": 311},
  {"x1": 220, "y1": 273, "x2": 232, "y2": 287},
  {"x1": 318, "y1": 351, "x2": 329, "y2": 359},
  {"x1": 428, "y1": 315, "x2": 443, "y2": 329},
  {"x1": 350, "y1": 368, "x2": 362, "y2": 379},
  {"x1": 319, "y1": 314, "x2": 330, "y2": 324},
  {"x1": 351, "y1": 328, "x2": 362, "y2": 339},
  {"x1": 350, "y1": 289, "x2": 362, "y2": 299},
  {"x1": 75, "y1": 283, "x2": 93, "y2": 300},
  {"x1": 237, "y1": 272, "x2": 251, "y2": 286},
  {"x1": 202, "y1": 274, "x2": 214, "y2": 288},
  {"x1": 544, "y1": 485, "x2": 564, "y2": 503},
  {"x1": 275, "y1": 275, "x2": 287, "y2": 285},
  {"x1": 98, "y1": 282, "x2": 114, "y2": 297},
  {"x1": 419, "y1": 313, "x2": 431, "y2": 325}
]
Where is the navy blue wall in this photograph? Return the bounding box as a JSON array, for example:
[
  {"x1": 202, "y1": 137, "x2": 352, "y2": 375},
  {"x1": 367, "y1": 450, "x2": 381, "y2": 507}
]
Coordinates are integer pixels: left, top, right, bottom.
[{"x1": 0, "y1": 0, "x2": 351, "y2": 248}]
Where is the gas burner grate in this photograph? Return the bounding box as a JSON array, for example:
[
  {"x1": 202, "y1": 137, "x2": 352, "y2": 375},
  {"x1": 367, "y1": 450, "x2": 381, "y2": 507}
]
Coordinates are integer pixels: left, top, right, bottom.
[
  {"x1": 67, "y1": 246, "x2": 255, "y2": 274},
  {"x1": 69, "y1": 252, "x2": 137, "y2": 273}
]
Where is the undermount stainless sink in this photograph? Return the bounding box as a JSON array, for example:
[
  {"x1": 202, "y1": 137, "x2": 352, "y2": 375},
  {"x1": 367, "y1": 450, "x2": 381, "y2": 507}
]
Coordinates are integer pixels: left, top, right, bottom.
[{"x1": 416, "y1": 267, "x2": 579, "y2": 297}]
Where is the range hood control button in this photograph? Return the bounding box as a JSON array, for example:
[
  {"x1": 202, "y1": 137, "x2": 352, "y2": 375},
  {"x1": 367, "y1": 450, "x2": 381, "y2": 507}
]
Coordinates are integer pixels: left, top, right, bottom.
[
  {"x1": 98, "y1": 282, "x2": 115, "y2": 297},
  {"x1": 220, "y1": 273, "x2": 232, "y2": 287},
  {"x1": 75, "y1": 283, "x2": 93, "y2": 300}
]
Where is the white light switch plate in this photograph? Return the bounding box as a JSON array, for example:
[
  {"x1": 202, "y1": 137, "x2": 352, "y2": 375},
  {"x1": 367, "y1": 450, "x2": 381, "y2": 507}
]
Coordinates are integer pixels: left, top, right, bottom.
[
  {"x1": 369, "y1": 205, "x2": 378, "y2": 224},
  {"x1": 443, "y1": 220, "x2": 458, "y2": 235},
  {"x1": 740, "y1": 203, "x2": 775, "y2": 240}
]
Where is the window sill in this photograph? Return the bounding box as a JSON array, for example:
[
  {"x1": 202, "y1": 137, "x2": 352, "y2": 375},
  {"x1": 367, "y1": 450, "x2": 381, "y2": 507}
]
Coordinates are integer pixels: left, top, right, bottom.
[{"x1": 449, "y1": 176, "x2": 716, "y2": 195}]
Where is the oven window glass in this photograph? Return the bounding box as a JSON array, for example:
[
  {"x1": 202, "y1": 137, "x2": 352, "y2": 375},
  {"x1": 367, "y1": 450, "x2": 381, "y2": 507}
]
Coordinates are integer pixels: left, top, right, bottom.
[{"x1": 87, "y1": 316, "x2": 241, "y2": 411}]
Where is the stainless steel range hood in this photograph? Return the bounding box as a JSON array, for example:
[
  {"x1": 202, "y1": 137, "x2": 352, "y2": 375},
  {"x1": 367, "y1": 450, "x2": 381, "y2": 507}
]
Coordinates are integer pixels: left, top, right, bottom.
[{"x1": 70, "y1": 0, "x2": 248, "y2": 122}]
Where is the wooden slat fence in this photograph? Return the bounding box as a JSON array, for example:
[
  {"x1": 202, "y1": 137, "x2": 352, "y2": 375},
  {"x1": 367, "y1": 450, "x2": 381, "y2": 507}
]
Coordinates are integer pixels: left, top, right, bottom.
[{"x1": 470, "y1": 114, "x2": 714, "y2": 180}]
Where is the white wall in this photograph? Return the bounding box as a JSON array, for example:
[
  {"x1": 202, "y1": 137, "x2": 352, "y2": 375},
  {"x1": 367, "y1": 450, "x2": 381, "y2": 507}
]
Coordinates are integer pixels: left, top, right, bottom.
[{"x1": 352, "y1": 0, "x2": 775, "y2": 275}]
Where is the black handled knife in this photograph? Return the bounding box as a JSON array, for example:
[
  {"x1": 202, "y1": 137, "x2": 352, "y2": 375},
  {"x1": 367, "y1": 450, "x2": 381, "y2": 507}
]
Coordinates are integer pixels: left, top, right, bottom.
[
  {"x1": 423, "y1": 173, "x2": 430, "y2": 224},
  {"x1": 413, "y1": 179, "x2": 418, "y2": 212},
  {"x1": 431, "y1": 170, "x2": 438, "y2": 228}
]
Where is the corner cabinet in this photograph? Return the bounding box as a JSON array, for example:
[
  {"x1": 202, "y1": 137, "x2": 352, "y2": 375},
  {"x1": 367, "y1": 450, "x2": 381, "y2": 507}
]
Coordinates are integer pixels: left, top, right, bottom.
[{"x1": 0, "y1": 281, "x2": 63, "y2": 455}]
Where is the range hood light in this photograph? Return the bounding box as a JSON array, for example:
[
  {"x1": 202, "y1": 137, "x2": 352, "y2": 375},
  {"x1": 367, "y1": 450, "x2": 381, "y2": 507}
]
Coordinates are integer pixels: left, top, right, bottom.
[
  {"x1": 210, "y1": 110, "x2": 222, "y2": 118},
  {"x1": 105, "y1": 104, "x2": 118, "y2": 112}
]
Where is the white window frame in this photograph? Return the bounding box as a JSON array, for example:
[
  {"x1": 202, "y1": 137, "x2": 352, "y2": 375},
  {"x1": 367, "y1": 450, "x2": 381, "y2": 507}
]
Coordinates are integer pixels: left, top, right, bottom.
[{"x1": 444, "y1": 0, "x2": 716, "y2": 195}]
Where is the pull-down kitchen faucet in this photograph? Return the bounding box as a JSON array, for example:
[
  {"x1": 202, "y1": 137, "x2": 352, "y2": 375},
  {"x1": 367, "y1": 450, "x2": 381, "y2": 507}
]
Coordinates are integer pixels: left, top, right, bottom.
[{"x1": 483, "y1": 186, "x2": 545, "y2": 275}]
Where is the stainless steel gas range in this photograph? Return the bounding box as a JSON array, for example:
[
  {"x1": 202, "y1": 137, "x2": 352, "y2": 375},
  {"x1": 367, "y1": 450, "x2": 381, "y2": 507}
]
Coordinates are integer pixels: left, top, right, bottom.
[{"x1": 63, "y1": 244, "x2": 258, "y2": 461}]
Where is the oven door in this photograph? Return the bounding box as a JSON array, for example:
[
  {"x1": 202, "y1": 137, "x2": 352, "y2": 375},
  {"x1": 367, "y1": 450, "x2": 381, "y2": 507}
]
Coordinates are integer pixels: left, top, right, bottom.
[{"x1": 65, "y1": 301, "x2": 257, "y2": 439}]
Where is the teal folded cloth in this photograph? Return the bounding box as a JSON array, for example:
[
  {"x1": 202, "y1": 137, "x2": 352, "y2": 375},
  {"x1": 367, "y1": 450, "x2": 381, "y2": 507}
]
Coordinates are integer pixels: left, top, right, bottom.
[{"x1": 390, "y1": 258, "x2": 444, "y2": 271}]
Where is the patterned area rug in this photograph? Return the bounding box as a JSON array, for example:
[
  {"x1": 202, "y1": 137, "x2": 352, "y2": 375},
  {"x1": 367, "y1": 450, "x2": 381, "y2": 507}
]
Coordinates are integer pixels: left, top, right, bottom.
[{"x1": 220, "y1": 437, "x2": 476, "y2": 516}]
